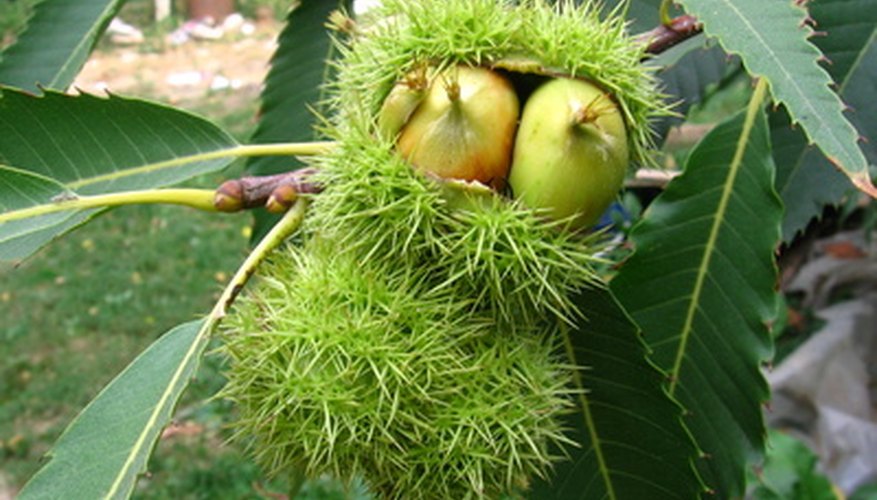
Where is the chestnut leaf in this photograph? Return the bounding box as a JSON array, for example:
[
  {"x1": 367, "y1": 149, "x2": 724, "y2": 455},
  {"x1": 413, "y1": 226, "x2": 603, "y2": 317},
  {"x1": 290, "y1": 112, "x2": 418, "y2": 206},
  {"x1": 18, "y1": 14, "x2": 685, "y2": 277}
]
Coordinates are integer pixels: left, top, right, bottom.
[
  {"x1": 246, "y1": 0, "x2": 351, "y2": 241},
  {"x1": 17, "y1": 319, "x2": 208, "y2": 500},
  {"x1": 17, "y1": 202, "x2": 307, "y2": 500},
  {"x1": 530, "y1": 287, "x2": 706, "y2": 500},
  {"x1": 0, "y1": 0, "x2": 125, "y2": 92},
  {"x1": 0, "y1": 88, "x2": 238, "y2": 264},
  {"x1": 771, "y1": 0, "x2": 877, "y2": 242},
  {"x1": 677, "y1": 0, "x2": 877, "y2": 198},
  {"x1": 0, "y1": 166, "x2": 98, "y2": 268},
  {"x1": 612, "y1": 81, "x2": 782, "y2": 497}
]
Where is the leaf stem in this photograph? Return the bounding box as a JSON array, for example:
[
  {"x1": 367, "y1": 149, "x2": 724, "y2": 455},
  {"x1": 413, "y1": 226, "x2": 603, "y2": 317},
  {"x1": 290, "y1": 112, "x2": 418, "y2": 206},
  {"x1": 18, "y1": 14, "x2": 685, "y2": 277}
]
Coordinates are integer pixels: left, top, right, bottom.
[
  {"x1": 637, "y1": 15, "x2": 703, "y2": 57},
  {"x1": 1, "y1": 141, "x2": 336, "y2": 223},
  {"x1": 214, "y1": 168, "x2": 321, "y2": 212},
  {"x1": 0, "y1": 188, "x2": 219, "y2": 223},
  {"x1": 659, "y1": 0, "x2": 674, "y2": 26},
  {"x1": 212, "y1": 199, "x2": 309, "y2": 317}
]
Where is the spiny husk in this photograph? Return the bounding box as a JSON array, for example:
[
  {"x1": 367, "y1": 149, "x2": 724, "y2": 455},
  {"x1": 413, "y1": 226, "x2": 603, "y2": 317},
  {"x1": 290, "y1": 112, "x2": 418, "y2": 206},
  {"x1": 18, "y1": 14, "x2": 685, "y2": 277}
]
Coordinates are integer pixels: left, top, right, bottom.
[
  {"x1": 221, "y1": 245, "x2": 575, "y2": 499},
  {"x1": 222, "y1": 1, "x2": 665, "y2": 497},
  {"x1": 306, "y1": 125, "x2": 606, "y2": 325}
]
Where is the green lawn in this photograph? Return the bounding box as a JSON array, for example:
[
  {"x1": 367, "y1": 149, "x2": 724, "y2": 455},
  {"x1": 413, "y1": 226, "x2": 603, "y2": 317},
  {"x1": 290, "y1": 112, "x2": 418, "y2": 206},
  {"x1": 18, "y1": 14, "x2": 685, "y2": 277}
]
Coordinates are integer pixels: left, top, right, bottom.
[{"x1": 0, "y1": 5, "x2": 759, "y2": 498}]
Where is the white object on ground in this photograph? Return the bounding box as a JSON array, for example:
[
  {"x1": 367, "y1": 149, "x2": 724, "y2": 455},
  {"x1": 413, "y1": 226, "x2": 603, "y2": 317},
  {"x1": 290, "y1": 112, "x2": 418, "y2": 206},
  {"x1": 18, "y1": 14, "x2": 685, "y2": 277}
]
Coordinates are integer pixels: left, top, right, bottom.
[{"x1": 107, "y1": 18, "x2": 144, "y2": 45}]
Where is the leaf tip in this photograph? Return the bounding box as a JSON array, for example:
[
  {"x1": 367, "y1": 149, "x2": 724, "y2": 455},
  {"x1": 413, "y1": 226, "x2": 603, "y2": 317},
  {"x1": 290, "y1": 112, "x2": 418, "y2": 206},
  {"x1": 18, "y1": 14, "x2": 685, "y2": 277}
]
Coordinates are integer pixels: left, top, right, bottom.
[{"x1": 851, "y1": 174, "x2": 877, "y2": 200}]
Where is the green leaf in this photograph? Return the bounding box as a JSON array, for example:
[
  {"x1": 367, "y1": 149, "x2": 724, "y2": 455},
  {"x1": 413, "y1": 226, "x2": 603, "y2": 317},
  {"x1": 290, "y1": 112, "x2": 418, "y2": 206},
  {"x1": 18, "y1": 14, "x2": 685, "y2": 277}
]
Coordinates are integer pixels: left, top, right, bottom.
[
  {"x1": 18, "y1": 319, "x2": 210, "y2": 500},
  {"x1": 650, "y1": 41, "x2": 737, "y2": 142},
  {"x1": 623, "y1": 0, "x2": 665, "y2": 32},
  {"x1": 0, "y1": 89, "x2": 238, "y2": 194},
  {"x1": 747, "y1": 430, "x2": 837, "y2": 500},
  {"x1": 530, "y1": 287, "x2": 705, "y2": 499},
  {"x1": 0, "y1": 166, "x2": 99, "y2": 267},
  {"x1": 246, "y1": 0, "x2": 350, "y2": 240},
  {"x1": 246, "y1": 1, "x2": 346, "y2": 174},
  {"x1": 773, "y1": 0, "x2": 877, "y2": 241},
  {"x1": 603, "y1": 0, "x2": 739, "y2": 143},
  {"x1": 0, "y1": 0, "x2": 125, "y2": 91},
  {"x1": 677, "y1": 0, "x2": 877, "y2": 198},
  {"x1": 771, "y1": 106, "x2": 852, "y2": 241},
  {"x1": 597, "y1": 0, "x2": 668, "y2": 34},
  {"x1": 0, "y1": 88, "x2": 238, "y2": 263},
  {"x1": 611, "y1": 81, "x2": 782, "y2": 497}
]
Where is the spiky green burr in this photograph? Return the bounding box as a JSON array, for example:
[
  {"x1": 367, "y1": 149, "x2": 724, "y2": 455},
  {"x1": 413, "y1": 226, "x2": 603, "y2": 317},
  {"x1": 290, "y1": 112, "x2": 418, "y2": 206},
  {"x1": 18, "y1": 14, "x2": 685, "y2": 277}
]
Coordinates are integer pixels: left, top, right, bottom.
[
  {"x1": 221, "y1": 1, "x2": 668, "y2": 498},
  {"x1": 223, "y1": 247, "x2": 574, "y2": 498}
]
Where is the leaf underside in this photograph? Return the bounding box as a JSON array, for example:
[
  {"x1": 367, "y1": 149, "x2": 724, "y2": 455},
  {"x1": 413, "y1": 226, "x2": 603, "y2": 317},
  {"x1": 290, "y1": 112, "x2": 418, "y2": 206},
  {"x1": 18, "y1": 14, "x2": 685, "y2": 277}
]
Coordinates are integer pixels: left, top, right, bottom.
[
  {"x1": 678, "y1": 0, "x2": 875, "y2": 197},
  {"x1": 772, "y1": 0, "x2": 877, "y2": 241},
  {"x1": 612, "y1": 92, "x2": 782, "y2": 497},
  {"x1": 18, "y1": 320, "x2": 209, "y2": 500},
  {"x1": 0, "y1": 166, "x2": 100, "y2": 266},
  {"x1": 0, "y1": 0, "x2": 125, "y2": 91},
  {"x1": 530, "y1": 287, "x2": 704, "y2": 499},
  {"x1": 0, "y1": 89, "x2": 238, "y2": 264}
]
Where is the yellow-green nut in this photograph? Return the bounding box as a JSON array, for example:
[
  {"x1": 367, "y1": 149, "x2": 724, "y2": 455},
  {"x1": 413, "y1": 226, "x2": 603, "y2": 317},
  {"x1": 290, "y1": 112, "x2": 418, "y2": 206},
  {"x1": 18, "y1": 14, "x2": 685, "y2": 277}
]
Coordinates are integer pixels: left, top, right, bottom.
[
  {"x1": 509, "y1": 77, "x2": 629, "y2": 229},
  {"x1": 395, "y1": 65, "x2": 519, "y2": 189}
]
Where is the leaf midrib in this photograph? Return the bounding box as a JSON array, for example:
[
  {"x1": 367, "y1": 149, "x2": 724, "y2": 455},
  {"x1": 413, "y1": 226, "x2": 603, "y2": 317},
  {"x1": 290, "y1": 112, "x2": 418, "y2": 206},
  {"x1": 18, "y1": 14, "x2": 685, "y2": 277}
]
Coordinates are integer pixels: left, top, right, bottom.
[
  {"x1": 104, "y1": 201, "x2": 309, "y2": 498},
  {"x1": 668, "y1": 78, "x2": 768, "y2": 395},
  {"x1": 104, "y1": 323, "x2": 208, "y2": 498},
  {"x1": 562, "y1": 324, "x2": 617, "y2": 500}
]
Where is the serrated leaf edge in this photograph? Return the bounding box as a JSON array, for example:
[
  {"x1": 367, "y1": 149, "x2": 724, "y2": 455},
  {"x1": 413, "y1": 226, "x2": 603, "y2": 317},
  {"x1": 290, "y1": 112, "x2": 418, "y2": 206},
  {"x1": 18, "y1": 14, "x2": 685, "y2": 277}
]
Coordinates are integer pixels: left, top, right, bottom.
[
  {"x1": 0, "y1": 0, "x2": 125, "y2": 90},
  {"x1": 681, "y1": 0, "x2": 876, "y2": 198}
]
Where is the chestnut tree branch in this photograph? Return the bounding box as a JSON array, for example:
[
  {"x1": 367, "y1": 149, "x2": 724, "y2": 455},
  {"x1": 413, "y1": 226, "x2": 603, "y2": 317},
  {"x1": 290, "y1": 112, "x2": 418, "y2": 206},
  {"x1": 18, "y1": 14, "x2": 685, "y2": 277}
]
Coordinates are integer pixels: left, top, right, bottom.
[
  {"x1": 639, "y1": 15, "x2": 703, "y2": 56},
  {"x1": 213, "y1": 168, "x2": 322, "y2": 213}
]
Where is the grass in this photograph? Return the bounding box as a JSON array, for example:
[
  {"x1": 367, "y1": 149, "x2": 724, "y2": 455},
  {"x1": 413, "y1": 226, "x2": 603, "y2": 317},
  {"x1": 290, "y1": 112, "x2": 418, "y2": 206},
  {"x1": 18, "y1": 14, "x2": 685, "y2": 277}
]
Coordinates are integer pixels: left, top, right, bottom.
[
  {"x1": 0, "y1": 6, "x2": 752, "y2": 498},
  {"x1": 0, "y1": 200, "x2": 251, "y2": 485},
  {"x1": 0, "y1": 142, "x2": 261, "y2": 486}
]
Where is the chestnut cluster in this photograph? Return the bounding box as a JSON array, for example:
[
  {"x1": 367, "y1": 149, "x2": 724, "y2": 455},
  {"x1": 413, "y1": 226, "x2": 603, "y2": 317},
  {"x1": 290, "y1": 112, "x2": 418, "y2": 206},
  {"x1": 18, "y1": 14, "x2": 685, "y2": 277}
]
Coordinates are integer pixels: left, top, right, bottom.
[{"x1": 221, "y1": 1, "x2": 667, "y2": 498}]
